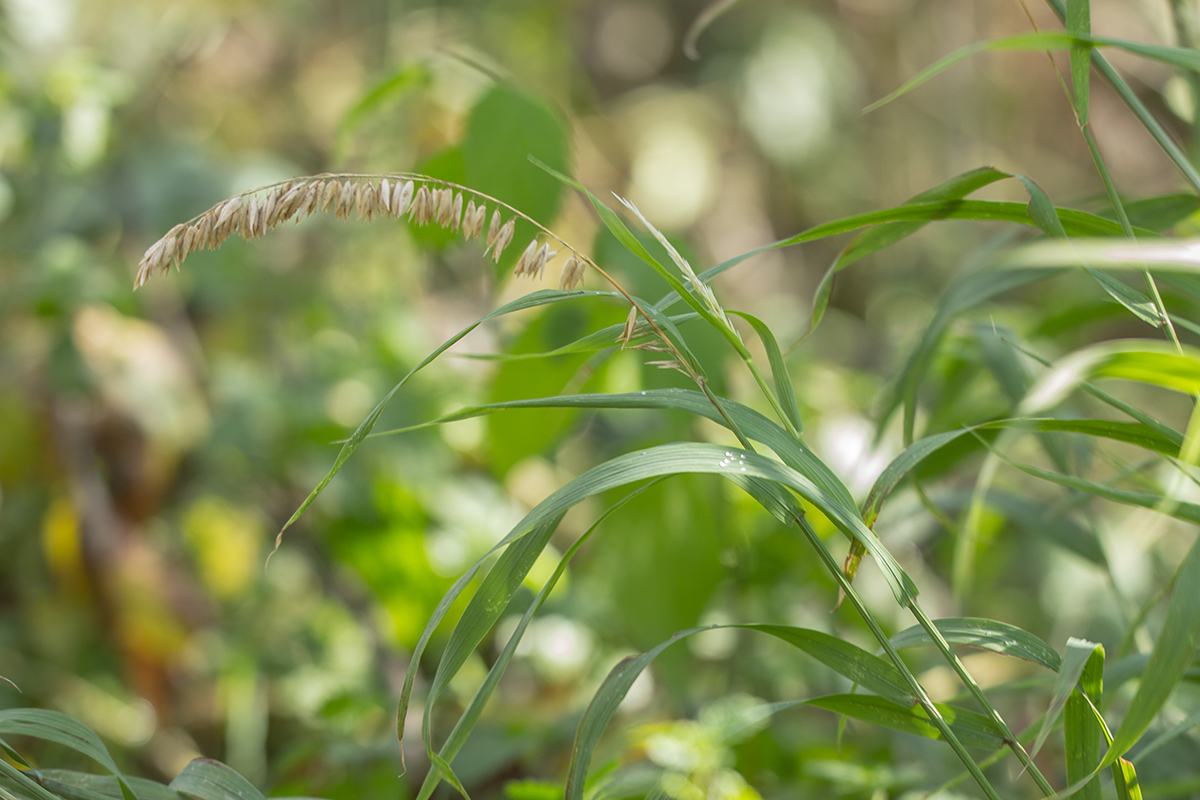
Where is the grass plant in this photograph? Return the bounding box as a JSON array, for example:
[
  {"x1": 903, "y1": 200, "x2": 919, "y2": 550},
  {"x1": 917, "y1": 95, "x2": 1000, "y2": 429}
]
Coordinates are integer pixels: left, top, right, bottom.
[{"x1": 8, "y1": 1, "x2": 1200, "y2": 798}]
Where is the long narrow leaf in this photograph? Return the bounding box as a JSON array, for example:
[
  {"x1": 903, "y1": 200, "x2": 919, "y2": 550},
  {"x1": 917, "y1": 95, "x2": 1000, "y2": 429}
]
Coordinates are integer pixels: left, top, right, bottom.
[{"x1": 890, "y1": 617, "x2": 1062, "y2": 672}]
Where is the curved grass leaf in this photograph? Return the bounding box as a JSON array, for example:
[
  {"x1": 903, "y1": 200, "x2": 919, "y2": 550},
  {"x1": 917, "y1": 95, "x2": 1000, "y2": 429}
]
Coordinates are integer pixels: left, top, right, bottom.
[
  {"x1": 169, "y1": 761, "x2": 264, "y2": 800},
  {"x1": 801, "y1": 167, "x2": 1011, "y2": 342},
  {"x1": 414, "y1": 483, "x2": 660, "y2": 800},
  {"x1": 0, "y1": 710, "x2": 123, "y2": 778},
  {"x1": 890, "y1": 617, "x2": 1062, "y2": 673},
  {"x1": 861, "y1": 417, "x2": 1180, "y2": 527},
  {"x1": 36, "y1": 773, "x2": 184, "y2": 800},
  {"x1": 401, "y1": 442, "x2": 918, "y2": 775},
  {"x1": 737, "y1": 625, "x2": 914, "y2": 706},
  {"x1": 1032, "y1": 638, "x2": 1099, "y2": 759},
  {"x1": 728, "y1": 311, "x2": 803, "y2": 433}
]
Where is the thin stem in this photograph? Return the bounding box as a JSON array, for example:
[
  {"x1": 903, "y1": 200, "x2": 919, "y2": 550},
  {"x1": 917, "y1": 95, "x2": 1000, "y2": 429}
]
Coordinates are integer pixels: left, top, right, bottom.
[
  {"x1": 906, "y1": 602, "x2": 1057, "y2": 796},
  {"x1": 791, "y1": 513, "x2": 1004, "y2": 800},
  {"x1": 1043, "y1": 0, "x2": 1200, "y2": 194}
]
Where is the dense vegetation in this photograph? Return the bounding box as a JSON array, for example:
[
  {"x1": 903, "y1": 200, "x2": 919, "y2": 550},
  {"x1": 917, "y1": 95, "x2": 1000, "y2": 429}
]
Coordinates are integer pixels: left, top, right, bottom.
[{"x1": 5, "y1": 1, "x2": 1200, "y2": 798}]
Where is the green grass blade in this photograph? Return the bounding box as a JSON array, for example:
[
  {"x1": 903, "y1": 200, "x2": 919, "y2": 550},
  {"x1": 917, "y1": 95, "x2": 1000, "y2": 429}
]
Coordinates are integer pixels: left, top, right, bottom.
[
  {"x1": 1067, "y1": 0, "x2": 1092, "y2": 125},
  {"x1": 804, "y1": 695, "x2": 1005, "y2": 749},
  {"x1": 1045, "y1": 0, "x2": 1200, "y2": 193},
  {"x1": 862, "y1": 417, "x2": 1180, "y2": 527},
  {"x1": 1102, "y1": 531, "x2": 1200, "y2": 765},
  {"x1": 1064, "y1": 643, "x2": 1104, "y2": 799},
  {"x1": 728, "y1": 311, "x2": 803, "y2": 432},
  {"x1": 168, "y1": 761, "x2": 264, "y2": 800},
  {"x1": 1031, "y1": 638, "x2": 1099, "y2": 759},
  {"x1": 995, "y1": 455, "x2": 1200, "y2": 524},
  {"x1": 0, "y1": 711, "x2": 122, "y2": 778},
  {"x1": 401, "y1": 441, "x2": 920, "y2": 771},
  {"x1": 890, "y1": 617, "x2": 1062, "y2": 672},
  {"x1": 801, "y1": 168, "x2": 1012, "y2": 342},
  {"x1": 738, "y1": 625, "x2": 914, "y2": 706},
  {"x1": 413, "y1": 484, "x2": 657, "y2": 800},
  {"x1": 36, "y1": 773, "x2": 184, "y2": 800},
  {"x1": 0, "y1": 760, "x2": 68, "y2": 800},
  {"x1": 1112, "y1": 758, "x2": 1143, "y2": 800}
]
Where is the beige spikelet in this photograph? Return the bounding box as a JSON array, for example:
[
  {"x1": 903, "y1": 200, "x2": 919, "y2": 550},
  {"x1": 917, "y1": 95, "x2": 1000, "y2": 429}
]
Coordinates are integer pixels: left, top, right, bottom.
[
  {"x1": 379, "y1": 178, "x2": 391, "y2": 214},
  {"x1": 492, "y1": 218, "x2": 515, "y2": 262},
  {"x1": 448, "y1": 193, "x2": 463, "y2": 231},
  {"x1": 513, "y1": 240, "x2": 539, "y2": 276},
  {"x1": 393, "y1": 180, "x2": 413, "y2": 217},
  {"x1": 410, "y1": 185, "x2": 432, "y2": 225},
  {"x1": 530, "y1": 243, "x2": 557, "y2": 278},
  {"x1": 559, "y1": 255, "x2": 585, "y2": 290}
]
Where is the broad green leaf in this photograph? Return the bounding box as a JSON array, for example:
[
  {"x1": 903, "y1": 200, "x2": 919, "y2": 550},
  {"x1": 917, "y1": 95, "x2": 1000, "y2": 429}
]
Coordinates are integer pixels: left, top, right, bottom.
[
  {"x1": 1102, "y1": 531, "x2": 1200, "y2": 765},
  {"x1": 1064, "y1": 642, "x2": 1104, "y2": 799},
  {"x1": 168, "y1": 761, "x2": 264, "y2": 800},
  {"x1": 890, "y1": 617, "x2": 1062, "y2": 672},
  {"x1": 462, "y1": 85, "x2": 567, "y2": 270},
  {"x1": 728, "y1": 311, "x2": 803, "y2": 433},
  {"x1": 805, "y1": 695, "x2": 1005, "y2": 750}
]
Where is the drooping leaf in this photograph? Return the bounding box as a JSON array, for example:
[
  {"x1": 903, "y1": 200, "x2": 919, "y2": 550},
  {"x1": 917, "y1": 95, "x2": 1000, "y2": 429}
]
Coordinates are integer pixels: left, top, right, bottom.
[
  {"x1": 169, "y1": 761, "x2": 265, "y2": 800},
  {"x1": 890, "y1": 617, "x2": 1062, "y2": 673}
]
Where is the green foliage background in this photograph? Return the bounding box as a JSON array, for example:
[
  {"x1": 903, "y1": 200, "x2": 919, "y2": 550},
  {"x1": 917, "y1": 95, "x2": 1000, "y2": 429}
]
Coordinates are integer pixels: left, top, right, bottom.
[{"x1": 4, "y1": 0, "x2": 1200, "y2": 798}]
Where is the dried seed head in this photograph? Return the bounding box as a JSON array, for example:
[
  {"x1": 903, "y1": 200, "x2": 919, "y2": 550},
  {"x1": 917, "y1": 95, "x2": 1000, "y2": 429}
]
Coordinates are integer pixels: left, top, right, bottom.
[
  {"x1": 433, "y1": 187, "x2": 453, "y2": 227},
  {"x1": 393, "y1": 180, "x2": 414, "y2": 217},
  {"x1": 410, "y1": 185, "x2": 432, "y2": 225},
  {"x1": 485, "y1": 209, "x2": 503, "y2": 249},
  {"x1": 448, "y1": 192, "x2": 463, "y2": 231},
  {"x1": 245, "y1": 197, "x2": 261, "y2": 237},
  {"x1": 319, "y1": 180, "x2": 339, "y2": 212},
  {"x1": 492, "y1": 218, "x2": 516, "y2": 262},
  {"x1": 336, "y1": 181, "x2": 356, "y2": 220},
  {"x1": 462, "y1": 200, "x2": 484, "y2": 239},
  {"x1": 619, "y1": 306, "x2": 639, "y2": 348},
  {"x1": 513, "y1": 240, "x2": 539, "y2": 276},
  {"x1": 531, "y1": 243, "x2": 557, "y2": 278},
  {"x1": 215, "y1": 197, "x2": 242, "y2": 231},
  {"x1": 379, "y1": 178, "x2": 391, "y2": 213},
  {"x1": 559, "y1": 255, "x2": 586, "y2": 290}
]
